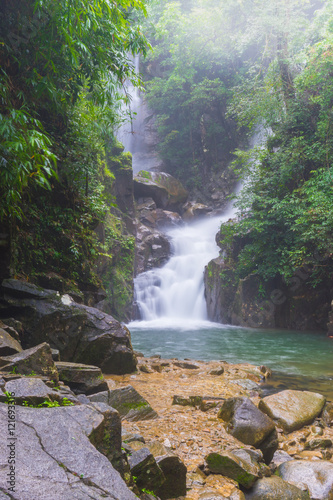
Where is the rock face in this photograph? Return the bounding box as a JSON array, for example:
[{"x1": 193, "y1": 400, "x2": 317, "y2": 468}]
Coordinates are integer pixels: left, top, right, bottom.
[
  {"x1": 205, "y1": 451, "x2": 260, "y2": 488},
  {"x1": 0, "y1": 402, "x2": 137, "y2": 499},
  {"x1": 0, "y1": 279, "x2": 137, "y2": 374},
  {"x1": 218, "y1": 397, "x2": 278, "y2": 464},
  {"x1": 278, "y1": 460, "x2": 333, "y2": 500},
  {"x1": 258, "y1": 390, "x2": 326, "y2": 433},
  {"x1": 108, "y1": 385, "x2": 158, "y2": 421},
  {"x1": 134, "y1": 171, "x2": 188, "y2": 211},
  {"x1": 244, "y1": 475, "x2": 310, "y2": 499}
]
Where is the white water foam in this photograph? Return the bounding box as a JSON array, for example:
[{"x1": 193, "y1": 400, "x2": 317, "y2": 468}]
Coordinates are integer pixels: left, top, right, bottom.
[{"x1": 131, "y1": 205, "x2": 237, "y2": 326}]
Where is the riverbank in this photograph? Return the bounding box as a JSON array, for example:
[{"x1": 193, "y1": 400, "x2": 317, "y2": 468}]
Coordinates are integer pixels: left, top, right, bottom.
[{"x1": 109, "y1": 355, "x2": 333, "y2": 499}]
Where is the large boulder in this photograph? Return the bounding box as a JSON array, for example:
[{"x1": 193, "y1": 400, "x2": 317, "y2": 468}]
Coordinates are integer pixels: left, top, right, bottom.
[
  {"x1": 205, "y1": 451, "x2": 260, "y2": 489},
  {"x1": 0, "y1": 279, "x2": 137, "y2": 374},
  {"x1": 258, "y1": 390, "x2": 326, "y2": 433},
  {"x1": 0, "y1": 377, "x2": 63, "y2": 406},
  {"x1": 0, "y1": 342, "x2": 58, "y2": 383},
  {"x1": 244, "y1": 476, "x2": 310, "y2": 499},
  {"x1": 278, "y1": 460, "x2": 333, "y2": 500},
  {"x1": 128, "y1": 447, "x2": 166, "y2": 493},
  {"x1": 155, "y1": 454, "x2": 187, "y2": 500},
  {"x1": 0, "y1": 402, "x2": 137, "y2": 499},
  {"x1": 218, "y1": 397, "x2": 278, "y2": 464},
  {"x1": 55, "y1": 361, "x2": 108, "y2": 395},
  {"x1": 134, "y1": 171, "x2": 188, "y2": 211}
]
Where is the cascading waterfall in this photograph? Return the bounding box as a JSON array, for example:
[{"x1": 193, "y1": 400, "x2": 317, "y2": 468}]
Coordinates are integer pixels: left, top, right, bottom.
[
  {"x1": 133, "y1": 205, "x2": 237, "y2": 326},
  {"x1": 116, "y1": 54, "x2": 161, "y2": 174}
]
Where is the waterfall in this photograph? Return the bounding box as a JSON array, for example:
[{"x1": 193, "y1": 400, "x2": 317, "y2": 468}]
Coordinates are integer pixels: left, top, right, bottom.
[
  {"x1": 132, "y1": 205, "x2": 237, "y2": 327},
  {"x1": 116, "y1": 55, "x2": 162, "y2": 174}
]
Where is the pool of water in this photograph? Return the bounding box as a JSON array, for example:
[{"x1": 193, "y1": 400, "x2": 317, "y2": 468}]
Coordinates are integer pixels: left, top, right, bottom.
[{"x1": 127, "y1": 320, "x2": 333, "y2": 399}]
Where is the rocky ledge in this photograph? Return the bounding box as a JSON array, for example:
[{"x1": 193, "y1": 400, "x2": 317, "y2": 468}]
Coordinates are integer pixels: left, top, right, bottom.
[{"x1": 0, "y1": 304, "x2": 332, "y2": 499}]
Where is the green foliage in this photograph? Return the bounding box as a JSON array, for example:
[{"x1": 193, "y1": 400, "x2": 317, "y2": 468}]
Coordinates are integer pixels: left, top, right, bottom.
[
  {"x1": 220, "y1": 4, "x2": 333, "y2": 288},
  {"x1": 0, "y1": 0, "x2": 149, "y2": 219},
  {"x1": 22, "y1": 398, "x2": 74, "y2": 408},
  {"x1": 141, "y1": 0, "x2": 243, "y2": 188}
]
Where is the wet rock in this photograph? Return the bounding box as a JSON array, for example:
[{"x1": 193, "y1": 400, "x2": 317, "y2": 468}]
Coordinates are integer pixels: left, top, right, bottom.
[
  {"x1": 205, "y1": 451, "x2": 259, "y2": 489},
  {"x1": 278, "y1": 460, "x2": 333, "y2": 499},
  {"x1": 135, "y1": 222, "x2": 171, "y2": 274},
  {"x1": 0, "y1": 342, "x2": 58, "y2": 383},
  {"x1": 128, "y1": 447, "x2": 166, "y2": 492},
  {"x1": 0, "y1": 402, "x2": 137, "y2": 499},
  {"x1": 0, "y1": 327, "x2": 22, "y2": 356},
  {"x1": 182, "y1": 202, "x2": 212, "y2": 220},
  {"x1": 55, "y1": 361, "x2": 108, "y2": 395},
  {"x1": 139, "y1": 364, "x2": 154, "y2": 373},
  {"x1": 258, "y1": 390, "x2": 326, "y2": 433},
  {"x1": 108, "y1": 385, "x2": 158, "y2": 421},
  {"x1": 218, "y1": 397, "x2": 278, "y2": 464},
  {"x1": 0, "y1": 319, "x2": 22, "y2": 340},
  {"x1": 134, "y1": 171, "x2": 188, "y2": 211},
  {"x1": 155, "y1": 454, "x2": 187, "y2": 499},
  {"x1": 0, "y1": 377, "x2": 64, "y2": 405},
  {"x1": 0, "y1": 279, "x2": 137, "y2": 375},
  {"x1": 244, "y1": 476, "x2": 310, "y2": 499}
]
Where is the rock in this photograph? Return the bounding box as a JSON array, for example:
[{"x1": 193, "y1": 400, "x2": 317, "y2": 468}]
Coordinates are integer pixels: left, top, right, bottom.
[
  {"x1": 210, "y1": 367, "x2": 225, "y2": 376},
  {"x1": 0, "y1": 402, "x2": 137, "y2": 499},
  {"x1": 304, "y1": 438, "x2": 332, "y2": 450},
  {"x1": 0, "y1": 319, "x2": 22, "y2": 340},
  {"x1": 218, "y1": 397, "x2": 278, "y2": 464},
  {"x1": 134, "y1": 171, "x2": 188, "y2": 211},
  {"x1": 0, "y1": 279, "x2": 137, "y2": 374},
  {"x1": 258, "y1": 390, "x2": 326, "y2": 433},
  {"x1": 55, "y1": 361, "x2": 108, "y2": 395},
  {"x1": 205, "y1": 451, "x2": 260, "y2": 489},
  {"x1": 88, "y1": 402, "x2": 124, "y2": 472},
  {"x1": 278, "y1": 460, "x2": 333, "y2": 500},
  {"x1": 135, "y1": 222, "x2": 171, "y2": 274},
  {"x1": 0, "y1": 327, "x2": 22, "y2": 356},
  {"x1": 182, "y1": 201, "x2": 212, "y2": 220},
  {"x1": 172, "y1": 395, "x2": 203, "y2": 407},
  {"x1": 270, "y1": 450, "x2": 294, "y2": 470},
  {"x1": 128, "y1": 447, "x2": 165, "y2": 492},
  {"x1": 155, "y1": 454, "x2": 187, "y2": 499},
  {"x1": 122, "y1": 432, "x2": 146, "y2": 445},
  {"x1": 0, "y1": 342, "x2": 58, "y2": 383},
  {"x1": 0, "y1": 377, "x2": 65, "y2": 405},
  {"x1": 244, "y1": 476, "x2": 310, "y2": 499},
  {"x1": 51, "y1": 348, "x2": 60, "y2": 361},
  {"x1": 231, "y1": 379, "x2": 261, "y2": 393},
  {"x1": 173, "y1": 361, "x2": 200, "y2": 369},
  {"x1": 108, "y1": 385, "x2": 158, "y2": 421},
  {"x1": 88, "y1": 390, "x2": 110, "y2": 405},
  {"x1": 322, "y1": 402, "x2": 333, "y2": 427},
  {"x1": 139, "y1": 364, "x2": 153, "y2": 373}
]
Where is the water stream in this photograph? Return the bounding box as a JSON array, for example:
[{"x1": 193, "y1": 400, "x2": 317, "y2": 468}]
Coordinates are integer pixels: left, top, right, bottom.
[{"x1": 128, "y1": 207, "x2": 333, "y2": 399}]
